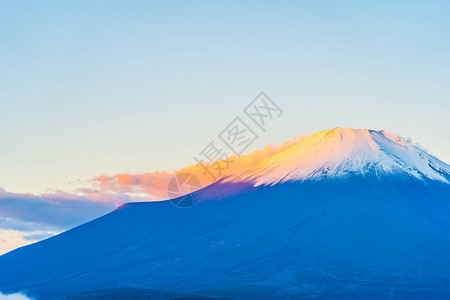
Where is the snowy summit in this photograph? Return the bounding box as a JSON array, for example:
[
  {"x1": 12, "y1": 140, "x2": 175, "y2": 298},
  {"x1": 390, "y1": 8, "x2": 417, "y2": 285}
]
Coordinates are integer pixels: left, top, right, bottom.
[{"x1": 227, "y1": 128, "x2": 450, "y2": 186}]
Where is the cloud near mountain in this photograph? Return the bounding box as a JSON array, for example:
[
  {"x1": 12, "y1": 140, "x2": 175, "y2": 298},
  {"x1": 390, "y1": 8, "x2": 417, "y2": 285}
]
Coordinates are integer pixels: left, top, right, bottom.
[
  {"x1": 0, "y1": 188, "x2": 145, "y2": 255},
  {"x1": 92, "y1": 135, "x2": 308, "y2": 199}
]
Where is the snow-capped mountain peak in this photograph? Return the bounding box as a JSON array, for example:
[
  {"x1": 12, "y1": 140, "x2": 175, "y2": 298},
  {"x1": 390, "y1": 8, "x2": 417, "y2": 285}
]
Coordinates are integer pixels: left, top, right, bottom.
[{"x1": 227, "y1": 128, "x2": 450, "y2": 185}]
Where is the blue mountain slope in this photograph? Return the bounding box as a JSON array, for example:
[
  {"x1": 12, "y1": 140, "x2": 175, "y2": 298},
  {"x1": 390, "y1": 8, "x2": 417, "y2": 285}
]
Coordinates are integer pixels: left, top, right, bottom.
[{"x1": 1, "y1": 177, "x2": 450, "y2": 299}]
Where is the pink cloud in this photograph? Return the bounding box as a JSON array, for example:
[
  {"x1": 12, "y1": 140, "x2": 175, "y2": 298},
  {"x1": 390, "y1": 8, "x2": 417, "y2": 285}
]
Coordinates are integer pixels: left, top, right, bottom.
[{"x1": 91, "y1": 135, "x2": 308, "y2": 200}]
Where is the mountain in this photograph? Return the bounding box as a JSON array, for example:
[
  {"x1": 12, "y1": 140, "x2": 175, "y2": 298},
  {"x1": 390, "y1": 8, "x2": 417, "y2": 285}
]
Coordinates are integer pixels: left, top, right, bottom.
[{"x1": 1, "y1": 128, "x2": 450, "y2": 299}]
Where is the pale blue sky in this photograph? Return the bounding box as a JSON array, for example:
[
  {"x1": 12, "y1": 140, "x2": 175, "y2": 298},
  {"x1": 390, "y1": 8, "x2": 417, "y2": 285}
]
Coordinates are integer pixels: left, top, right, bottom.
[{"x1": 1, "y1": 0, "x2": 449, "y2": 194}]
